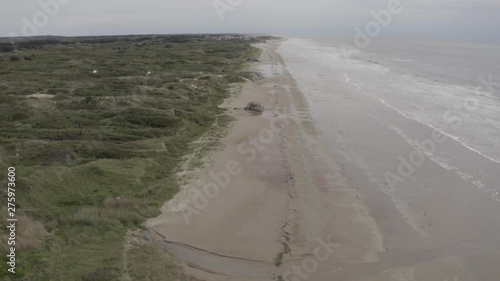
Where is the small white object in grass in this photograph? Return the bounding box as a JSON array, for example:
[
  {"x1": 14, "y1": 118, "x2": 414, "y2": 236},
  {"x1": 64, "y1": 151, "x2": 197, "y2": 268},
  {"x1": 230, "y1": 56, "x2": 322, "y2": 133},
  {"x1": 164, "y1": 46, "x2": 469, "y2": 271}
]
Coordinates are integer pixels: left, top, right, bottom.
[{"x1": 146, "y1": 71, "x2": 151, "y2": 76}]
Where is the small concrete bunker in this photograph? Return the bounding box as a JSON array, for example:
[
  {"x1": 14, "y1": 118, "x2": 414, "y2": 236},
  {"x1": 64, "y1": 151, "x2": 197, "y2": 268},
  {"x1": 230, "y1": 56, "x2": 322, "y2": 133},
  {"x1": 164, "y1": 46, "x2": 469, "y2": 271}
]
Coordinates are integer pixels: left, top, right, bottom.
[{"x1": 244, "y1": 102, "x2": 264, "y2": 112}]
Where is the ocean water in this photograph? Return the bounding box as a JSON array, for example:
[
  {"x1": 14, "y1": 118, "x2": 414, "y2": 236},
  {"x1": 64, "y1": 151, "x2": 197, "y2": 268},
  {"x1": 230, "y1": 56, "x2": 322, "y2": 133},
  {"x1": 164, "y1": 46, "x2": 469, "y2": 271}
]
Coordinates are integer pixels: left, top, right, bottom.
[
  {"x1": 276, "y1": 37, "x2": 500, "y2": 212},
  {"x1": 276, "y1": 38, "x2": 500, "y2": 278},
  {"x1": 278, "y1": 38, "x2": 500, "y2": 165}
]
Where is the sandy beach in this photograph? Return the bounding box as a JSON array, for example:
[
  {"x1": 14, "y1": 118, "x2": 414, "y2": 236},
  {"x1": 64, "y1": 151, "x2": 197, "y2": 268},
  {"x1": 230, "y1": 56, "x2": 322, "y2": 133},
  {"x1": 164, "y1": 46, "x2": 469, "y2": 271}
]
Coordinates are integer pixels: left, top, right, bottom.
[
  {"x1": 144, "y1": 40, "x2": 500, "y2": 281},
  {"x1": 144, "y1": 41, "x2": 384, "y2": 280}
]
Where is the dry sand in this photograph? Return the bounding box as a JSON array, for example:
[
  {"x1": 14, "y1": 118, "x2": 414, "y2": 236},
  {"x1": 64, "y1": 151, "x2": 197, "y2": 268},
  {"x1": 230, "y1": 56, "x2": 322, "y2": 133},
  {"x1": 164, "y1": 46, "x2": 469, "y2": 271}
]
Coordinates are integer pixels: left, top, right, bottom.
[{"x1": 144, "y1": 41, "x2": 475, "y2": 281}]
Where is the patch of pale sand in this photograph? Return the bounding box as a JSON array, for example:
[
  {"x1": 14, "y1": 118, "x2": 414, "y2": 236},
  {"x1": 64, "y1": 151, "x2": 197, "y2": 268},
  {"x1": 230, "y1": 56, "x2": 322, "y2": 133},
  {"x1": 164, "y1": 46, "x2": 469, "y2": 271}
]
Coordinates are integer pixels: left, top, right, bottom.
[
  {"x1": 145, "y1": 41, "x2": 384, "y2": 280},
  {"x1": 26, "y1": 93, "x2": 56, "y2": 109},
  {"x1": 355, "y1": 257, "x2": 468, "y2": 281},
  {"x1": 26, "y1": 93, "x2": 55, "y2": 99}
]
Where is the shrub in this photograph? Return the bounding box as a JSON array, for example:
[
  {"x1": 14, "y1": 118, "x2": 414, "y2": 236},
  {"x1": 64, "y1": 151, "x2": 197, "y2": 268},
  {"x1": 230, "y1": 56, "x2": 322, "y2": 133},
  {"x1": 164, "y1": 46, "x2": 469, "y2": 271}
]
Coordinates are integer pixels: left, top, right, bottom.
[
  {"x1": 10, "y1": 55, "x2": 21, "y2": 61},
  {"x1": 0, "y1": 44, "x2": 14, "y2": 52},
  {"x1": 81, "y1": 268, "x2": 118, "y2": 281},
  {"x1": 123, "y1": 107, "x2": 180, "y2": 128}
]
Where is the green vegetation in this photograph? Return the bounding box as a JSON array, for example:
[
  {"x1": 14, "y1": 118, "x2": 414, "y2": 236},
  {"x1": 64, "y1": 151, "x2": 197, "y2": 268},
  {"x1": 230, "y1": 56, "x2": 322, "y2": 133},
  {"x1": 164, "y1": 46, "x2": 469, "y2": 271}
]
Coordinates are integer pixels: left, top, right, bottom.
[{"x1": 0, "y1": 34, "x2": 267, "y2": 280}]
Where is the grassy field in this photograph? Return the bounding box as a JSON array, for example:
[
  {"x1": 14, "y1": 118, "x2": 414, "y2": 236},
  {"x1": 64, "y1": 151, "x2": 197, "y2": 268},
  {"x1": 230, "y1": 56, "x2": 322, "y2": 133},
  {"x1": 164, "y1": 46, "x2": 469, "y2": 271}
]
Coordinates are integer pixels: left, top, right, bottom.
[{"x1": 0, "y1": 34, "x2": 267, "y2": 280}]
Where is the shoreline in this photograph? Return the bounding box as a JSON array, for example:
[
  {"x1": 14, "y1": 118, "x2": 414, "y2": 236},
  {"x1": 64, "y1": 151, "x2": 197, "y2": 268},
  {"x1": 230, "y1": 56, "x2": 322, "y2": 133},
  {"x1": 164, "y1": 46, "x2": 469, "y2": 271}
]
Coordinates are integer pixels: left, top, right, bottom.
[
  {"x1": 275, "y1": 38, "x2": 500, "y2": 280},
  {"x1": 144, "y1": 40, "x2": 384, "y2": 280}
]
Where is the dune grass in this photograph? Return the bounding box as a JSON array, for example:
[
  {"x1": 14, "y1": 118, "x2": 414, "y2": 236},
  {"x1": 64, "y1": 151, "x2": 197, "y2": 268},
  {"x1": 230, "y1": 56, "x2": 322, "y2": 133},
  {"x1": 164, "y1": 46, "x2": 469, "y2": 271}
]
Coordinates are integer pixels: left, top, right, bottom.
[{"x1": 0, "y1": 34, "x2": 267, "y2": 280}]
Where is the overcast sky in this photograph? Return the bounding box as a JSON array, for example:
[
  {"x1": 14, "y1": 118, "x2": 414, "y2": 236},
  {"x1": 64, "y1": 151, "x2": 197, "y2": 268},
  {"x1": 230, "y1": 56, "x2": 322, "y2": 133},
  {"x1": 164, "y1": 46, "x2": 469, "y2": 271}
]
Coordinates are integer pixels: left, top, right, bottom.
[{"x1": 1, "y1": 0, "x2": 499, "y2": 43}]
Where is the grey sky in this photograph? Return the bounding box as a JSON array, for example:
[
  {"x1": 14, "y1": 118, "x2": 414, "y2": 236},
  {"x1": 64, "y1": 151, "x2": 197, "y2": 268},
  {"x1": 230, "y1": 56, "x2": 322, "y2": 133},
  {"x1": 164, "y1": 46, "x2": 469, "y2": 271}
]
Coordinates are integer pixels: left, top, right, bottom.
[{"x1": 1, "y1": 0, "x2": 499, "y2": 43}]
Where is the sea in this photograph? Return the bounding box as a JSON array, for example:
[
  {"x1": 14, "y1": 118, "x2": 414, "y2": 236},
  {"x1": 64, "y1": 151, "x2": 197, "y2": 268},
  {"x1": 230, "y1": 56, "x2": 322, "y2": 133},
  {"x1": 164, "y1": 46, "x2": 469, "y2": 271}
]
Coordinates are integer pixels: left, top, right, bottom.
[
  {"x1": 275, "y1": 37, "x2": 500, "y2": 279},
  {"x1": 278, "y1": 37, "x2": 500, "y2": 164}
]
